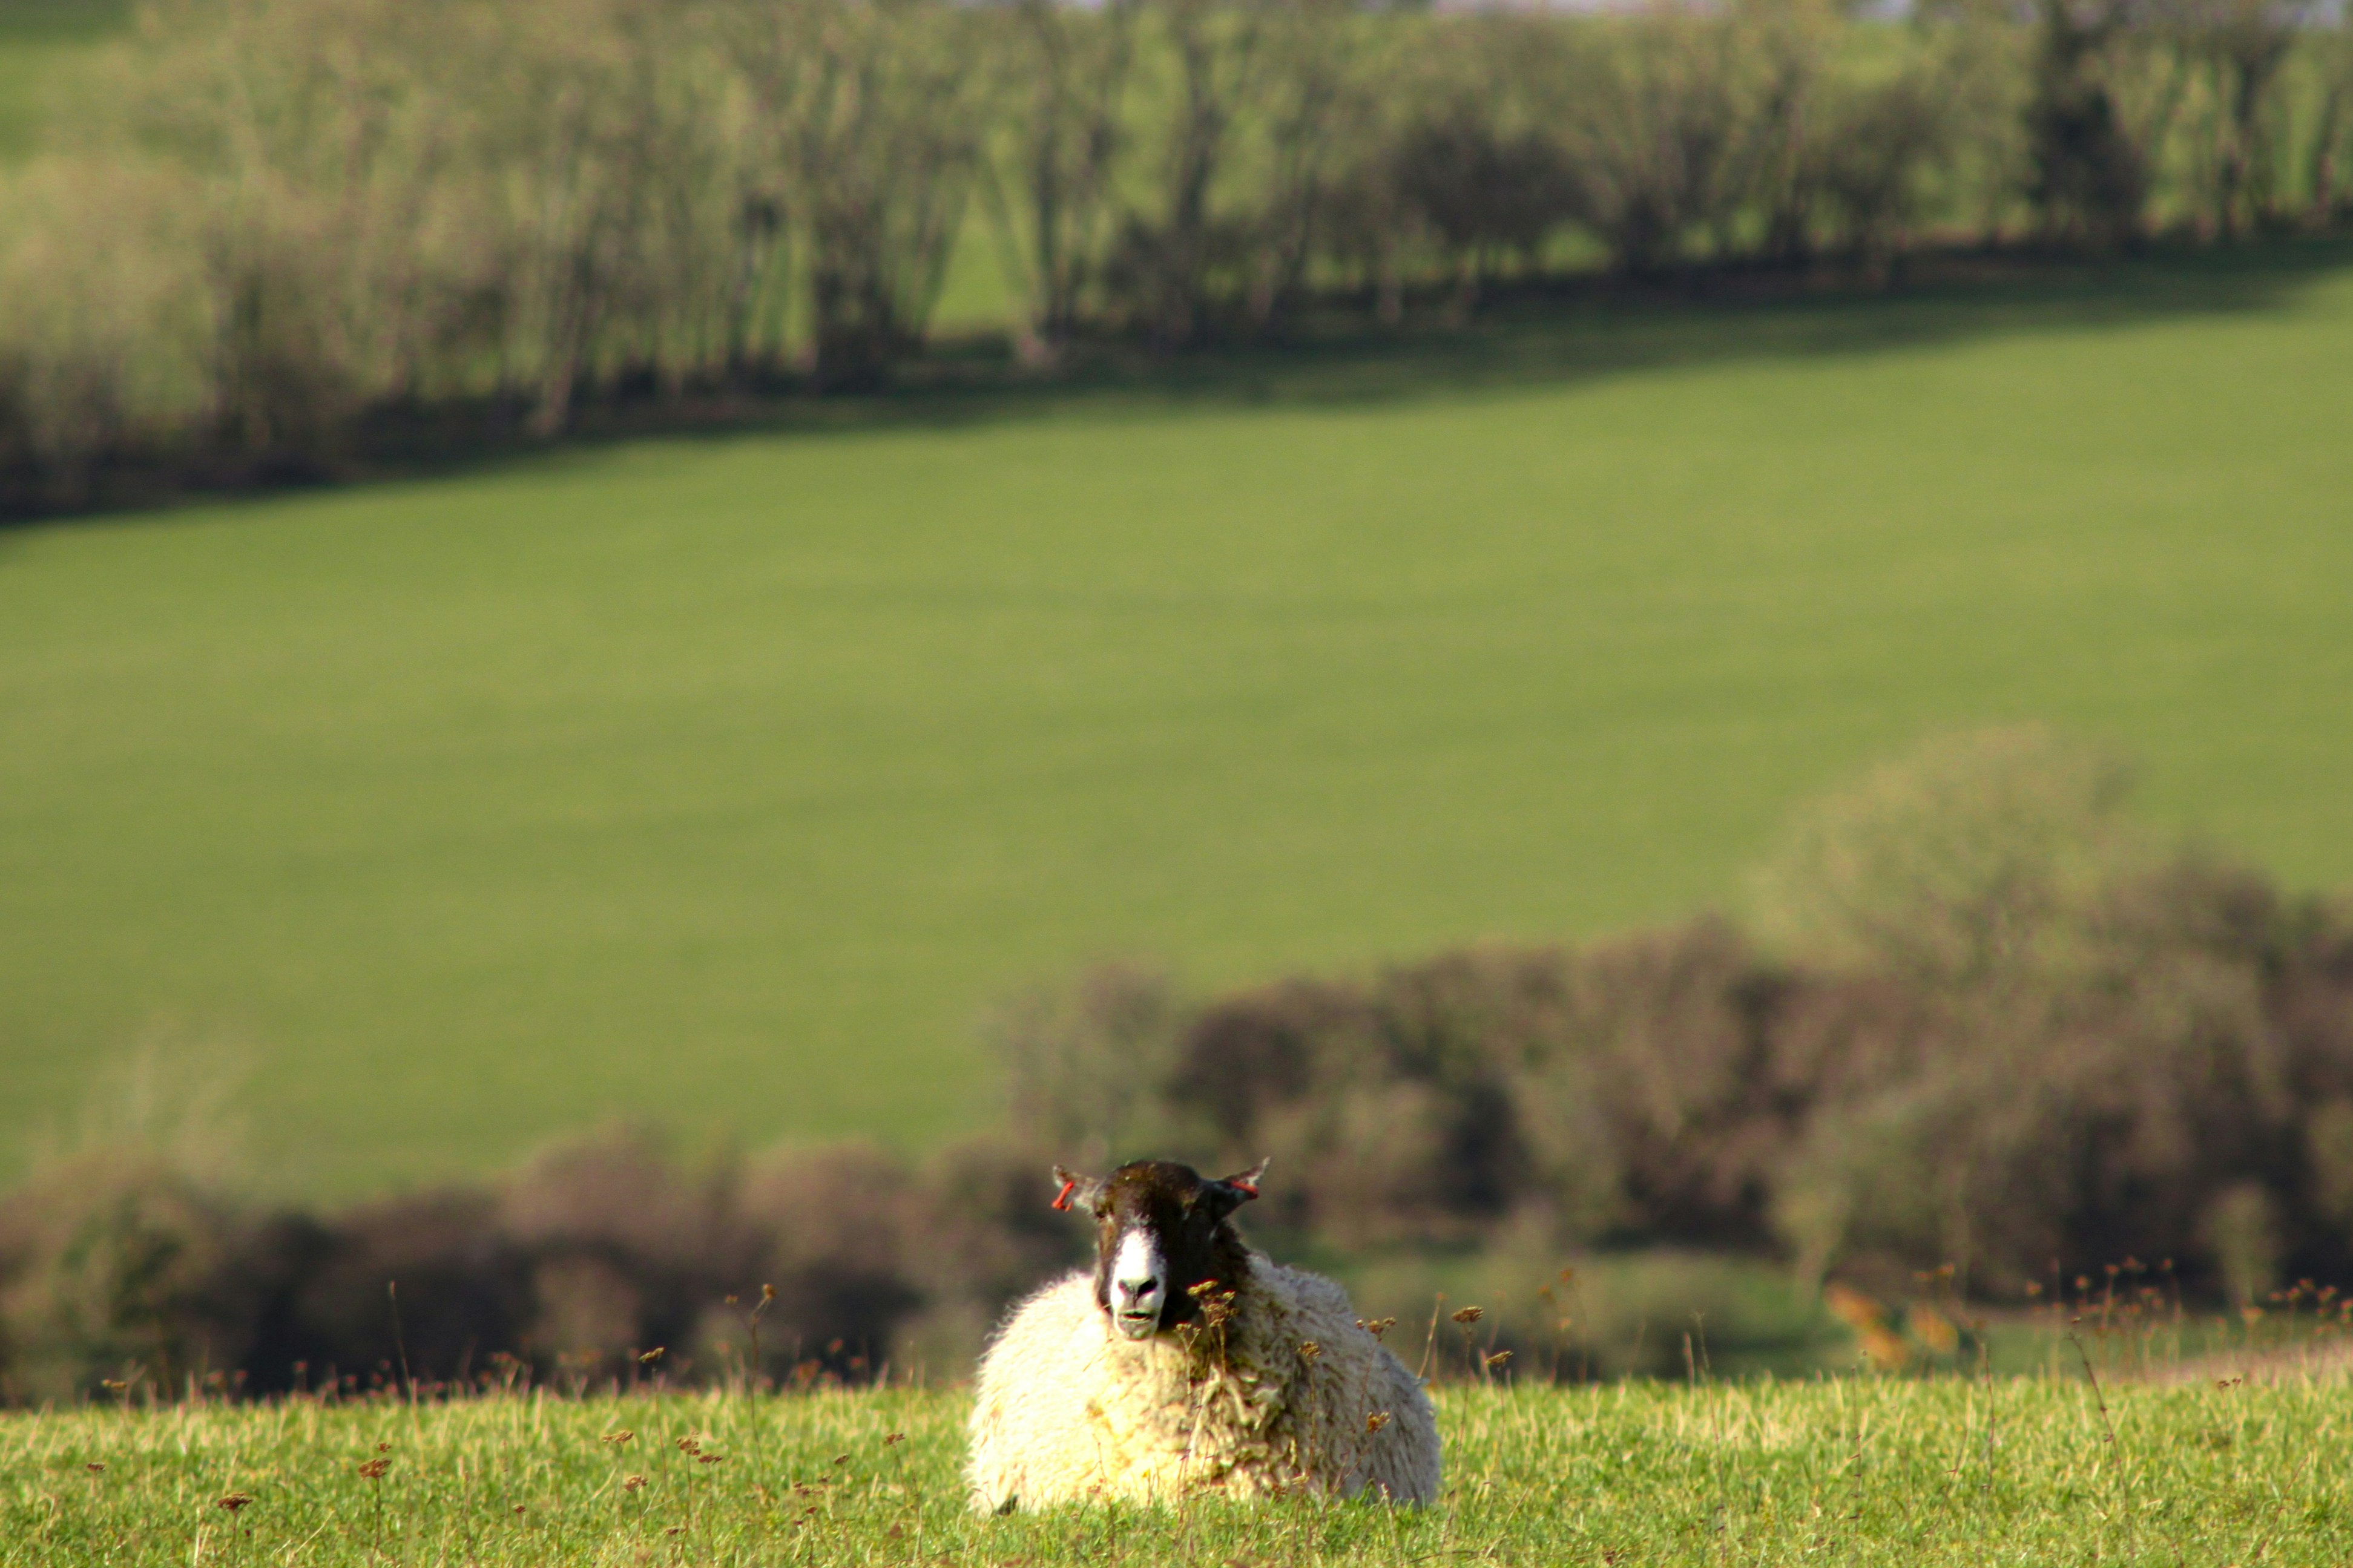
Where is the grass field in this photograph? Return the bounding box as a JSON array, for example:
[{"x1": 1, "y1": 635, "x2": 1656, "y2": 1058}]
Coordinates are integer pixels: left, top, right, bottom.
[
  {"x1": 5, "y1": 249, "x2": 2353, "y2": 1194},
  {"x1": 6, "y1": 1375, "x2": 2351, "y2": 1564},
  {"x1": 0, "y1": 1, "x2": 127, "y2": 157}
]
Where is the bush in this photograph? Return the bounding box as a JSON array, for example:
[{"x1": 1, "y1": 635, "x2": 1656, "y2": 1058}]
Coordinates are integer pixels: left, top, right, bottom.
[{"x1": 0, "y1": 1153, "x2": 260, "y2": 1403}]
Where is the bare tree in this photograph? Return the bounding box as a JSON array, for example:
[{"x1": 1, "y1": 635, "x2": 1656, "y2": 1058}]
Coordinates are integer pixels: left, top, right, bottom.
[
  {"x1": 762, "y1": 0, "x2": 987, "y2": 391},
  {"x1": 2022, "y1": 0, "x2": 2199, "y2": 248},
  {"x1": 2309, "y1": 27, "x2": 2353, "y2": 227},
  {"x1": 487, "y1": 4, "x2": 664, "y2": 433},
  {"x1": 1812, "y1": 43, "x2": 1970, "y2": 278},
  {"x1": 2180, "y1": 0, "x2": 2310, "y2": 237},
  {"x1": 1562, "y1": 5, "x2": 1757, "y2": 278},
  {"x1": 1239, "y1": 0, "x2": 1367, "y2": 332},
  {"x1": 1108, "y1": 0, "x2": 1275, "y2": 347},
  {"x1": 1394, "y1": 114, "x2": 1576, "y2": 309},
  {"x1": 118, "y1": 0, "x2": 473, "y2": 452},
  {"x1": 974, "y1": 0, "x2": 1139, "y2": 367}
]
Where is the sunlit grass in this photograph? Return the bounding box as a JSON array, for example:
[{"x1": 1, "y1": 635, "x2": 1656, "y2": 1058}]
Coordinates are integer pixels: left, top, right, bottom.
[{"x1": 5, "y1": 1374, "x2": 2351, "y2": 1564}]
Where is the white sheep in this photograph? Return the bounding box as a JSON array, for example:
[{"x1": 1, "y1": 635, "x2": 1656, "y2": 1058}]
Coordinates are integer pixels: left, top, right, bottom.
[{"x1": 966, "y1": 1158, "x2": 1441, "y2": 1512}]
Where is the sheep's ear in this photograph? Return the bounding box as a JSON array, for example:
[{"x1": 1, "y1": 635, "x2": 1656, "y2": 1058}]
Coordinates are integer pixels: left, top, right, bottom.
[
  {"x1": 1051, "y1": 1166, "x2": 1104, "y2": 1213},
  {"x1": 1202, "y1": 1158, "x2": 1269, "y2": 1219}
]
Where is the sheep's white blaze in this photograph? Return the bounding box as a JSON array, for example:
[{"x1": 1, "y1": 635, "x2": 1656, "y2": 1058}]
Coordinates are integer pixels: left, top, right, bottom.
[{"x1": 1110, "y1": 1227, "x2": 1163, "y2": 1337}]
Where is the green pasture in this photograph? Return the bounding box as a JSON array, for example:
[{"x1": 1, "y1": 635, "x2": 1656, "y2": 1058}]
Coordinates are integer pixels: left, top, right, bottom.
[
  {"x1": 4, "y1": 249, "x2": 2353, "y2": 1193},
  {"x1": 7, "y1": 1375, "x2": 2352, "y2": 1564},
  {"x1": 0, "y1": 1, "x2": 126, "y2": 157}
]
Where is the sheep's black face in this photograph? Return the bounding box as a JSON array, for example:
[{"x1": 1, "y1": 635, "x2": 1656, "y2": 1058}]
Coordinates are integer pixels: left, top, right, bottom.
[{"x1": 1051, "y1": 1158, "x2": 1265, "y2": 1341}]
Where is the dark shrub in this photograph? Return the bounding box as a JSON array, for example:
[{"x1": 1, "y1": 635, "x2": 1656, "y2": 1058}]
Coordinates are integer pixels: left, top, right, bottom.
[
  {"x1": 497, "y1": 1126, "x2": 737, "y2": 1367},
  {"x1": 734, "y1": 1143, "x2": 923, "y2": 1377},
  {"x1": 0, "y1": 1155, "x2": 262, "y2": 1403},
  {"x1": 255, "y1": 1189, "x2": 532, "y2": 1391}
]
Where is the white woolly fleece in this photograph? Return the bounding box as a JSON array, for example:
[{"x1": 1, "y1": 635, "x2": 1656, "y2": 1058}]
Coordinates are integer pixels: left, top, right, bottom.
[{"x1": 965, "y1": 1251, "x2": 1441, "y2": 1512}]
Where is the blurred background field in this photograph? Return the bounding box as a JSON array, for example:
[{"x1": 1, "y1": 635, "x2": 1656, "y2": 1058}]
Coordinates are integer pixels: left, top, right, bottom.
[
  {"x1": 4, "y1": 254, "x2": 2350, "y2": 1193},
  {"x1": 0, "y1": 3, "x2": 125, "y2": 160}
]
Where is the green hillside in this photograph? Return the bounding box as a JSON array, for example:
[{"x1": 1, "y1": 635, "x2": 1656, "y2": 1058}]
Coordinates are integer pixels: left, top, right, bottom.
[{"x1": 3, "y1": 251, "x2": 2351, "y2": 1195}]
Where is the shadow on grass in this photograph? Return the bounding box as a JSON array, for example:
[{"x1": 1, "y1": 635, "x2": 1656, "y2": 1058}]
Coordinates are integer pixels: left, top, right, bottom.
[
  {"x1": 10, "y1": 234, "x2": 2352, "y2": 531},
  {"x1": 355, "y1": 234, "x2": 2353, "y2": 462},
  {"x1": 1013, "y1": 239, "x2": 2348, "y2": 406}
]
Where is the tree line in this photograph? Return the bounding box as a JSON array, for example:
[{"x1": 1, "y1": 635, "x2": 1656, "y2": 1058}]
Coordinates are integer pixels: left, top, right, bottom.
[
  {"x1": 1, "y1": 0, "x2": 2350, "y2": 510},
  {"x1": 7, "y1": 729, "x2": 2352, "y2": 1401}
]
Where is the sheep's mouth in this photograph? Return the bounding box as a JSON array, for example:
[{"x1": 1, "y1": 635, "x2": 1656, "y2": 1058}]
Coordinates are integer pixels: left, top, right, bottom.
[{"x1": 1114, "y1": 1310, "x2": 1159, "y2": 1339}]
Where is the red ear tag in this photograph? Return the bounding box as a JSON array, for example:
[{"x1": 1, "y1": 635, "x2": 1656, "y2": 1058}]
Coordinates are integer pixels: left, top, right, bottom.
[
  {"x1": 1231, "y1": 1179, "x2": 1257, "y2": 1198},
  {"x1": 1052, "y1": 1179, "x2": 1078, "y2": 1212}
]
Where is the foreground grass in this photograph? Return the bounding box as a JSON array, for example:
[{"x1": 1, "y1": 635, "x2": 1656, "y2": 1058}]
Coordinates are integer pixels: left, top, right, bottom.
[
  {"x1": 4, "y1": 1377, "x2": 2348, "y2": 1564},
  {"x1": 4, "y1": 249, "x2": 2353, "y2": 1192}
]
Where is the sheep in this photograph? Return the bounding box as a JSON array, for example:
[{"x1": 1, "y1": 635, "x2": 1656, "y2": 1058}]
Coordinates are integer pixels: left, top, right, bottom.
[{"x1": 966, "y1": 1157, "x2": 1440, "y2": 1512}]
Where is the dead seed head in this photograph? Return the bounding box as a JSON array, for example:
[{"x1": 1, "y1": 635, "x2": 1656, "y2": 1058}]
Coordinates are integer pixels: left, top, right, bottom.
[
  {"x1": 697, "y1": 1455, "x2": 724, "y2": 1466},
  {"x1": 1452, "y1": 1306, "x2": 1484, "y2": 1326},
  {"x1": 602, "y1": 1430, "x2": 635, "y2": 1447},
  {"x1": 762, "y1": 1284, "x2": 777, "y2": 1302},
  {"x1": 217, "y1": 1493, "x2": 252, "y2": 1512},
  {"x1": 832, "y1": 1454, "x2": 850, "y2": 1467},
  {"x1": 85, "y1": 1463, "x2": 105, "y2": 1474},
  {"x1": 1357, "y1": 1317, "x2": 1397, "y2": 1339},
  {"x1": 676, "y1": 1437, "x2": 701, "y2": 1455},
  {"x1": 639, "y1": 1348, "x2": 665, "y2": 1365},
  {"x1": 1907, "y1": 1303, "x2": 1960, "y2": 1356},
  {"x1": 375, "y1": 1443, "x2": 392, "y2": 1454},
  {"x1": 883, "y1": 1432, "x2": 905, "y2": 1446},
  {"x1": 623, "y1": 1474, "x2": 648, "y2": 1492},
  {"x1": 1366, "y1": 1411, "x2": 1392, "y2": 1435},
  {"x1": 1298, "y1": 1340, "x2": 1323, "y2": 1362},
  {"x1": 1823, "y1": 1285, "x2": 1886, "y2": 1331},
  {"x1": 1485, "y1": 1350, "x2": 1513, "y2": 1370},
  {"x1": 357, "y1": 1459, "x2": 389, "y2": 1481}
]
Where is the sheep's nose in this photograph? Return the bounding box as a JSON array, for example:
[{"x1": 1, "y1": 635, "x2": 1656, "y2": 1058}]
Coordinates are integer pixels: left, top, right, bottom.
[{"x1": 1117, "y1": 1277, "x2": 1159, "y2": 1306}]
